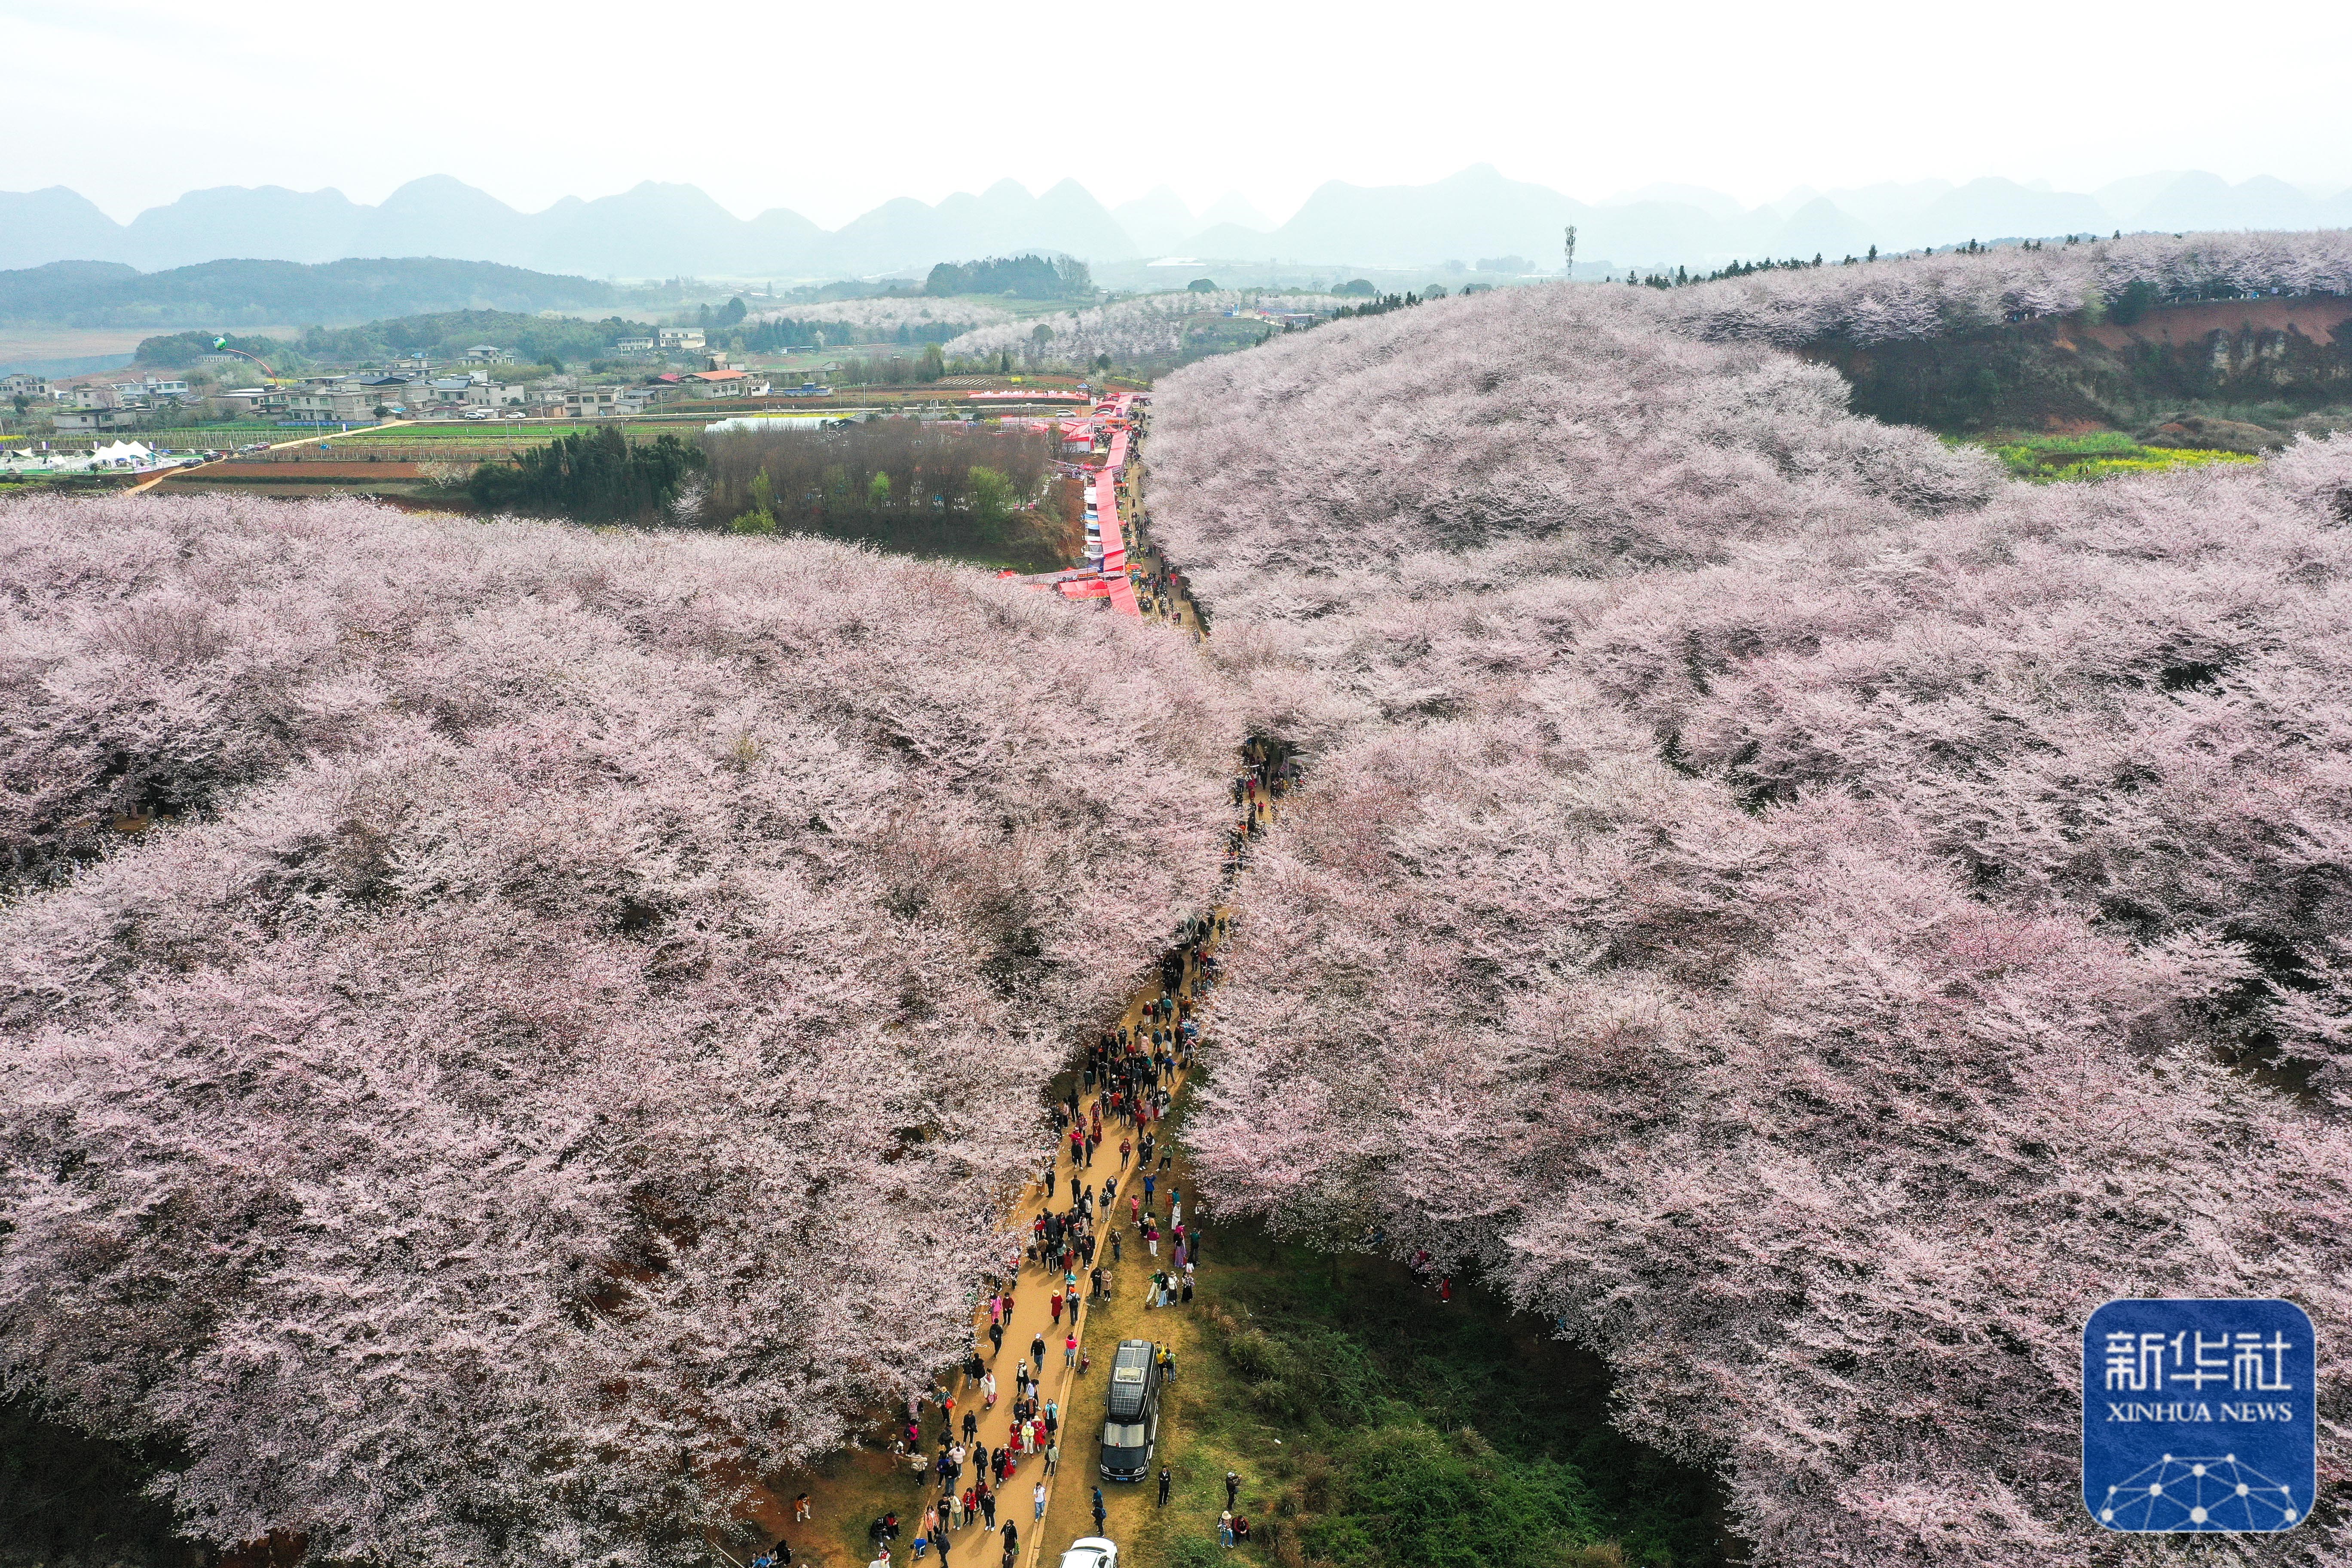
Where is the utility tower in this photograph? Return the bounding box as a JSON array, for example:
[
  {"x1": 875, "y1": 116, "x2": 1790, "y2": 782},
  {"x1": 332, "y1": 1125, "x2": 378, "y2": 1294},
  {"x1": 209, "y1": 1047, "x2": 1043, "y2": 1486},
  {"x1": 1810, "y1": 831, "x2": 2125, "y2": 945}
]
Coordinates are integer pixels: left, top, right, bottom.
[{"x1": 1563, "y1": 225, "x2": 1577, "y2": 279}]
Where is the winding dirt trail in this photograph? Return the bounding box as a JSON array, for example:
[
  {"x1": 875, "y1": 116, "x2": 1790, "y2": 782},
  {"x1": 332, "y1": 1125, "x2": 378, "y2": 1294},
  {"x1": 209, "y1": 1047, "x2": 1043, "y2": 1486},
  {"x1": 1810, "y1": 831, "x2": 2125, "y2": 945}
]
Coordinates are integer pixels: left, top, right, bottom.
[
  {"x1": 743, "y1": 888, "x2": 1242, "y2": 1568},
  {"x1": 734, "y1": 414, "x2": 1266, "y2": 1568}
]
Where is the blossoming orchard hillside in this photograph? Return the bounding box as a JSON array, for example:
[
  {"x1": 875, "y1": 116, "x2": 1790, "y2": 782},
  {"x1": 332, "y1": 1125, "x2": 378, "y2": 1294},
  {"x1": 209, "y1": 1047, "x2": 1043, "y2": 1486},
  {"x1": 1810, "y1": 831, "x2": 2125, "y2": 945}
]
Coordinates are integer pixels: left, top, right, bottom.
[
  {"x1": 1149, "y1": 252, "x2": 2352, "y2": 1565},
  {"x1": 0, "y1": 495, "x2": 1237, "y2": 1566}
]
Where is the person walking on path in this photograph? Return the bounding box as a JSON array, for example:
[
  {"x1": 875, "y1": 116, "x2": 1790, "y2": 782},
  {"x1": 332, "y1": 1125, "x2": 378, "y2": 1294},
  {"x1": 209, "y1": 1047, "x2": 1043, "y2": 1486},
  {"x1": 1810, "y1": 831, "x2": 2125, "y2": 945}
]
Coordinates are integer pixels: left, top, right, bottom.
[
  {"x1": 1030, "y1": 1332, "x2": 1046, "y2": 1371},
  {"x1": 1033, "y1": 1481, "x2": 1047, "y2": 1521},
  {"x1": 1045, "y1": 1439, "x2": 1060, "y2": 1476}
]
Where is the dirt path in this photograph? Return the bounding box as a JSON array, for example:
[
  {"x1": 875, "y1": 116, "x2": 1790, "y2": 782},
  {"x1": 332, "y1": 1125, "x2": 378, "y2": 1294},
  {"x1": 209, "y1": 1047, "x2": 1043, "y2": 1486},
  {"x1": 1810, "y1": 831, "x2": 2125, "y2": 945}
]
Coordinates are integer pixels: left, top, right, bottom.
[
  {"x1": 126, "y1": 420, "x2": 414, "y2": 495},
  {"x1": 741, "y1": 414, "x2": 1265, "y2": 1568},
  {"x1": 747, "y1": 918, "x2": 1234, "y2": 1568}
]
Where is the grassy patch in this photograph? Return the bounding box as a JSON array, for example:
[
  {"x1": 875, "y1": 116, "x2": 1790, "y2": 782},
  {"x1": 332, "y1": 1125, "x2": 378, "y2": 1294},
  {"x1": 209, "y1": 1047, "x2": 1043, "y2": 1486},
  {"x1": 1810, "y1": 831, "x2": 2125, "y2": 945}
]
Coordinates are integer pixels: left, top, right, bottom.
[
  {"x1": 1093, "y1": 1083, "x2": 1730, "y2": 1568},
  {"x1": 1982, "y1": 431, "x2": 2260, "y2": 483},
  {"x1": 1170, "y1": 1225, "x2": 1729, "y2": 1568}
]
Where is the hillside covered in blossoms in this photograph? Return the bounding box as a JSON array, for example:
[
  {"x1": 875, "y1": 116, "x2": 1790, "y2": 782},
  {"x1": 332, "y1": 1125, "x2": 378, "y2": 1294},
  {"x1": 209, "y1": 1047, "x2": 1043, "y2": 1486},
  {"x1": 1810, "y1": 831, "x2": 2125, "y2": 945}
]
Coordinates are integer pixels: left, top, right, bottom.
[
  {"x1": 1151, "y1": 253, "x2": 2352, "y2": 1566},
  {"x1": 0, "y1": 496, "x2": 1237, "y2": 1565},
  {"x1": 7, "y1": 230, "x2": 2351, "y2": 1568}
]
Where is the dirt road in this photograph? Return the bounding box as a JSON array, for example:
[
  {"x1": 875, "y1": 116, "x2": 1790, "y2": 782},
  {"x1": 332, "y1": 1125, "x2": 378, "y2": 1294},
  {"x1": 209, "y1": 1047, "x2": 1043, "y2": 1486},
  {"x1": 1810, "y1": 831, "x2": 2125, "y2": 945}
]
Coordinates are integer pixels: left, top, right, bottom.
[
  {"x1": 748, "y1": 930, "x2": 1225, "y2": 1568},
  {"x1": 126, "y1": 421, "x2": 413, "y2": 495},
  {"x1": 747, "y1": 453, "x2": 1255, "y2": 1568}
]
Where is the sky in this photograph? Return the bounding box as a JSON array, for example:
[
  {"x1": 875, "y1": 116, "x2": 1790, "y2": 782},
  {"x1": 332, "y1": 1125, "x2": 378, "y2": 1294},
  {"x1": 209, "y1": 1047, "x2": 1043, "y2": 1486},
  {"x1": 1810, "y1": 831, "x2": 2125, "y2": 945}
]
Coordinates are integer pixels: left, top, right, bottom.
[{"x1": 12, "y1": 0, "x2": 2352, "y2": 226}]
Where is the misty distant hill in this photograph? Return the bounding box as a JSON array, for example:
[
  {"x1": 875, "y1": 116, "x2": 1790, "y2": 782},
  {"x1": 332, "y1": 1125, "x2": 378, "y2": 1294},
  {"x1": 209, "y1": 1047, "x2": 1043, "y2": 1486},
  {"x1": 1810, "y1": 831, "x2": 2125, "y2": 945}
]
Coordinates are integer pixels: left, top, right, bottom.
[
  {"x1": 1229, "y1": 166, "x2": 2352, "y2": 272},
  {"x1": 0, "y1": 177, "x2": 1149, "y2": 281},
  {"x1": 0, "y1": 257, "x2": 614, "y2": 328},
  {"x1": 5, "y1": 168, "x2": 2350, "y2": 284}
]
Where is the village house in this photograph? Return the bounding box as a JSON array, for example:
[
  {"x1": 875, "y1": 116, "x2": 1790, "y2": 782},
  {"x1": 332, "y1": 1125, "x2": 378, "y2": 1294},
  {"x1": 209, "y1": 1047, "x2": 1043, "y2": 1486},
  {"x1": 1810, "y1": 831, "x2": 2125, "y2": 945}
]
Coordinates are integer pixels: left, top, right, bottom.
[
  {"x1": 56, "y1": 406, "x2": 138, "y2": 434},
  {"x1": 107, "y1": 376, "x2": 192, "y2": 405},
  {"x1": 685, "y1": 369, "x2": 762, "y2": 398},
  {"x1": 561, "y1": 387, "x2": 629, "y2": 417},
  {"x1": 286, "y1": 387, "x2": 385, "y2": 423},
  {"x1": 3, "y1": 373, "x2": 52, "y2": 400},
  {"x1": 657, "y1": 328, "x2": 706, "y2": 351},
  {"x1": 412, "y1": 376, "x2": 477, "y2": 413},
  {"x1": 216, "y1": 387, "x2": 283, "y2": 416}
]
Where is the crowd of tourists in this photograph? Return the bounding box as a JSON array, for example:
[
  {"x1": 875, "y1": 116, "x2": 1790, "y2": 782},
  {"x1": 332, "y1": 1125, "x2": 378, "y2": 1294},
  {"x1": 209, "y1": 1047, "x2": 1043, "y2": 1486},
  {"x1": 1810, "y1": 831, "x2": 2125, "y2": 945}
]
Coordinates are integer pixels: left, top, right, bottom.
[
  {"x1": 1222, "y1": 739, "x2": 1297, "y2": 882},
  {"x1": 763, "y1": 609, "x2": 1291, "y2": 1568},
  {"x1": 816, "y1": 900, "x2": 1236, "y2": 1568}
]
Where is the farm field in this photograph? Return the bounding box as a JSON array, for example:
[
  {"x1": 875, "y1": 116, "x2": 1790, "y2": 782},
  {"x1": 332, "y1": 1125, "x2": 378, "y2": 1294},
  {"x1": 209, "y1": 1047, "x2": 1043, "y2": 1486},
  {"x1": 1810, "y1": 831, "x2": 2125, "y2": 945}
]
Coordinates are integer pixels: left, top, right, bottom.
[{"x1": 1980, "y1": 430, "x2": 2262, "y2": 481}]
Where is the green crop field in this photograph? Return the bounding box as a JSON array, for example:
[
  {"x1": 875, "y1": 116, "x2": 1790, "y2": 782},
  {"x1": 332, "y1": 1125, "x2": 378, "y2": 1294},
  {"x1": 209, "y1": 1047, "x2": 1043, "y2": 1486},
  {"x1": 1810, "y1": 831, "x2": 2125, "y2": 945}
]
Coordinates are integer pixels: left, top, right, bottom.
[{"x1": 1983, "y1": 431, "x2": 2262, "y2": 482}]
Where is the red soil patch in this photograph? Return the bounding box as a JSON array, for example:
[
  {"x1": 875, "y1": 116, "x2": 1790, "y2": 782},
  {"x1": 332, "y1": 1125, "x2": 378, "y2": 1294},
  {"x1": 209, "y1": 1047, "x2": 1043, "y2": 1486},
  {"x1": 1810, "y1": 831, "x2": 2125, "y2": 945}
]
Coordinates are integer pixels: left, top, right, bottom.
[
  {"x1": 160, "y1": 461, "x2": 425, "y2": 482},
  {"x1": 2073, "y1": 295, "x2": 2352, "y2": 349}
]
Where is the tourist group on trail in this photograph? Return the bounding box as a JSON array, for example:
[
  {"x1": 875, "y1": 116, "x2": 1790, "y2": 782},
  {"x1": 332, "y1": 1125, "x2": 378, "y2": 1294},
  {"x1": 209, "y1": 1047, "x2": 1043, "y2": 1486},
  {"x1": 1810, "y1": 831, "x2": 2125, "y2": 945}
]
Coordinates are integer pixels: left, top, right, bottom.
[{"x1": 763, "y1": 473, "x2": 1289, "y2": 1568}]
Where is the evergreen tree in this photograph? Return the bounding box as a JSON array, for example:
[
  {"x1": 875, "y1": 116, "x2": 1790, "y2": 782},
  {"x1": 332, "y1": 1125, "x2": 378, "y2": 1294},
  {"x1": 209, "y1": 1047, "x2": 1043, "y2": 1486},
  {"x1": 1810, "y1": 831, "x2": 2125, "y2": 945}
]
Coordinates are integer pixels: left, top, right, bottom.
[{"x1": 469, "y1": 428, "x2": 706, "y2": 524}]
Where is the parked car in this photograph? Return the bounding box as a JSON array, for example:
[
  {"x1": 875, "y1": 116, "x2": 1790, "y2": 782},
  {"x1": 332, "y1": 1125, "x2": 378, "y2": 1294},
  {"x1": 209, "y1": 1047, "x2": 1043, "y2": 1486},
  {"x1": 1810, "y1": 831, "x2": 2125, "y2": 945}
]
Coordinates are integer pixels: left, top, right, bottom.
[
  {"x1": 1099, "y1": 1340, "x2": 1161, "y2": 1481},
  {"x1": 1058, "y1": 1538, "x2": 1117, "y2": 1568}
]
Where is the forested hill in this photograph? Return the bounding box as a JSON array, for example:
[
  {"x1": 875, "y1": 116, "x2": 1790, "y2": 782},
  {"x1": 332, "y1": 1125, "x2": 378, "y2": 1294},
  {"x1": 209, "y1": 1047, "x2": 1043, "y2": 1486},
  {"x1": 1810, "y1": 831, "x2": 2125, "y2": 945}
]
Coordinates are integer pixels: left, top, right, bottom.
[
  {"x1": 0, "y1": 256, "x2": 614, "y2": 327},
  {"x1": 0, "y1": 496, "x2": 1237, "y2": 1565},
  {"x1": 1151, "y1": 245, "x2": 2352, "y2": 1566},
  {"x1": 134, "y1": 309, "x2": 658, "y2": 370},
  {"x1": 1647, "y1": 229, "x2": 2352, "y2": 439}
]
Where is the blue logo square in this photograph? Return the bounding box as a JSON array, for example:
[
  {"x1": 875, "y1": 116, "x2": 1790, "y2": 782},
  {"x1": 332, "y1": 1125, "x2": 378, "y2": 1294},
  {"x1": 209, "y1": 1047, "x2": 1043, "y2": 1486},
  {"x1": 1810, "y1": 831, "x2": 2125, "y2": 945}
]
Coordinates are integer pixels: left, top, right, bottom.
[{"x1": 2083, "y1": 1298, "x2": 2315, "y2": 1531}]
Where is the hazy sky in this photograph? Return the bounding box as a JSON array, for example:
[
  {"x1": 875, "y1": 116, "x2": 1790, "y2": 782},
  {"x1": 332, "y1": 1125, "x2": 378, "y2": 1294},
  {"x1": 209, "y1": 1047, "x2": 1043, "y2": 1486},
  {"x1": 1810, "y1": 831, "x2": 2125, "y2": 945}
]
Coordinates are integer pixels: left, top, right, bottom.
[{"x1": 14, "y1": 0, "x2": 2351, "y2": 225}]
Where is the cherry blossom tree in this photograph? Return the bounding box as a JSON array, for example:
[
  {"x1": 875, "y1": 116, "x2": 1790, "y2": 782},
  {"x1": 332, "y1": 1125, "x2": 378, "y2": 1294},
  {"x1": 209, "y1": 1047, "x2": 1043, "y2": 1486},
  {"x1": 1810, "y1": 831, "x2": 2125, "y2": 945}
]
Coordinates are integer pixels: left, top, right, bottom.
[
  {"x1": 0, "y1": 493, "x2": 1237, "y2": 1565},
  {"x1": 943, "y1": 292, "x2": 1346, "y2": 369},
  {"x1": 748, "y1": 298, "x2": 1016, "y2": 334},
  {"x1": 1658, "y1": 229, "x2": 2352, "y2": 347},
  {"x1": 1150, "y1": 257, "x2": 2352, "y2": 1564}
]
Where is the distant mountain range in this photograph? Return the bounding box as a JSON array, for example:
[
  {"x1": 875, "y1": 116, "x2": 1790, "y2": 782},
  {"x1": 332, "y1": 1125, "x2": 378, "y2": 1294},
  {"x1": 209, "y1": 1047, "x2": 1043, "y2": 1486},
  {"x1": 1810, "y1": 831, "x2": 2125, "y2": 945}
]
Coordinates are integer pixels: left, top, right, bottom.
[{"x1": 6, "y1": 167, "x2": 2351, "y2": 282}]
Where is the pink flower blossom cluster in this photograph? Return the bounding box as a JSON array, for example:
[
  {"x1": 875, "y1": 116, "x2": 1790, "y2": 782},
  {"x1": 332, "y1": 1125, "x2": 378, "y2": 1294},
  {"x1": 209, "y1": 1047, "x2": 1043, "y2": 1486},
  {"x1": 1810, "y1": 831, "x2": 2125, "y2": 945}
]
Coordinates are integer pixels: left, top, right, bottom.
[
  {"x1": 1148, "y1": 274, "x2": 2352, "y2": 1565},
  {"x1": 943, "y1": 292, "x2": 1348, "y2": 368},
  {"x1": 0, "y1": 494, "x2": 1237, "y2": 1565},
  {"x1": 1660, "y1": 229, "x2": 2352, "y2": 346}
]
